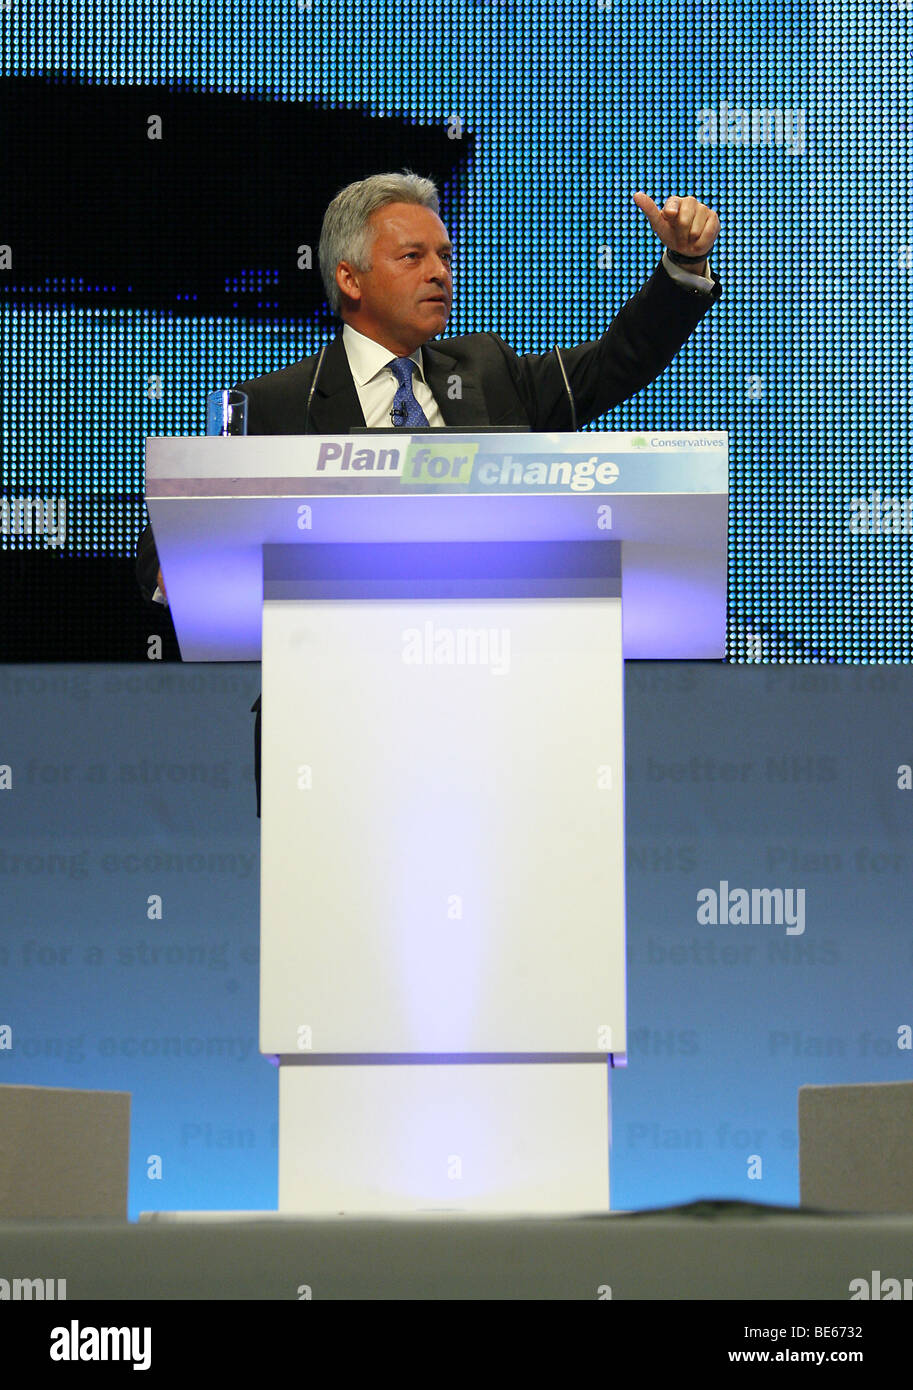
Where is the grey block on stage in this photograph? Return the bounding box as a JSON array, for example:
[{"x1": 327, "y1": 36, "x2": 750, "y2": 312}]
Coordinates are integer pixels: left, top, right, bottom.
[
  {"x1": 0, "y1": 1084, "x2": 130, "y2": 1219},
  {"x1": 799, "y1": 1080, "x2": 913, "y2": 1213}
]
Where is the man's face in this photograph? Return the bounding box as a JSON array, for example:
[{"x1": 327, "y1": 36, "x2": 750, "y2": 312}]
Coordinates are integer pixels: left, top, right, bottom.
[{"x1": 335, "y1": 202, "x2": 453, "y2": 355}]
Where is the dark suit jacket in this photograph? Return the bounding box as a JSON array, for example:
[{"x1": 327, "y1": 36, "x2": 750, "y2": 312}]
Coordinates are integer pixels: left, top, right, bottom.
[{"x1": 135, "y1": 256, "x2": 722, "y2": 812}]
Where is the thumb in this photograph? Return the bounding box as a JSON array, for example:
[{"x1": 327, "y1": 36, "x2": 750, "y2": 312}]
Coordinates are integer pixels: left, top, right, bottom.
[{"x1": 633, "y1": 190, "x2": 663, "y2": 231}]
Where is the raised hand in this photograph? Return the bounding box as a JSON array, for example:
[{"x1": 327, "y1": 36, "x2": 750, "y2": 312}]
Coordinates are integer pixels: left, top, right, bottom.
[{"x1": 632, "y1": 192, "x2": 720, "y2": 260}]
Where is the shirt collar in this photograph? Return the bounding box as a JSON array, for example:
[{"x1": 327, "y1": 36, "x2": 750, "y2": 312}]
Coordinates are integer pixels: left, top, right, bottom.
[{"x1": 342, "y1": 322, "x2": 426, "y2": 387}]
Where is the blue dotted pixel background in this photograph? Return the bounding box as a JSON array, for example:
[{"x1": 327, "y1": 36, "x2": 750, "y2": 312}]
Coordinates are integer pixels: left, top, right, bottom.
[{"x1": 2, "y1": 0, "x2": 911, "y2": 661}]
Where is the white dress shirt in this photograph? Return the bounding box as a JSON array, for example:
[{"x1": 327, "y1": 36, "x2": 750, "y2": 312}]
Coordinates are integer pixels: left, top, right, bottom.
[
  {"x1": 341, "y1": 321, "x2": 446, "y2": 428},
  {"x1": 150, "y1": 250, "x2": 713, "y2": 605}
]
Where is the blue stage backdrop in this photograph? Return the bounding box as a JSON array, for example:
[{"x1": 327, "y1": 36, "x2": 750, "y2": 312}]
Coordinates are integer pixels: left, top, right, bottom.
[
  {"x1": 0, "y1": 663, "x2": 911, "y2": 1217},
  {"x1": 2, "y1": 1, "x2": 911, "y2": 659}
]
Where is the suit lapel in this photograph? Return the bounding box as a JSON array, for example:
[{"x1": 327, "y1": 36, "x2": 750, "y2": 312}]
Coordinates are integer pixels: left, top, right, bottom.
[
  {"x1": 421, "y1": 342, "x2": 491, "y2": 427},
  {"x1": 306, "y1": 333, "x2": 367, "y2": 433}
]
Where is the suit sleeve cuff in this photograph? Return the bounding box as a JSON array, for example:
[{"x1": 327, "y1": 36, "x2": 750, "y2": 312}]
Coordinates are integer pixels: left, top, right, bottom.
[{"x1": 662, "y1": 248, "x2": 714, "y2": 293}]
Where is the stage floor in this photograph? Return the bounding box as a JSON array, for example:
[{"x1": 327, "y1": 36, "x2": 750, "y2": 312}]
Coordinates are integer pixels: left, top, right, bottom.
[{"x1": 2, "y1": 1201, "x2": 912, "y2": 1299}]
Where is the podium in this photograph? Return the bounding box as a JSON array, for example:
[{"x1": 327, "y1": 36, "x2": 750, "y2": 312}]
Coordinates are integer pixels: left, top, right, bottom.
[{"x1": 145, "y1": 429, "x2": 727, "y2": 1214}]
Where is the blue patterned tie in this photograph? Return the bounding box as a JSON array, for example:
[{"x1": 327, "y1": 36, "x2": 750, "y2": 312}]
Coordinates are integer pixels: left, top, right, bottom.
[{"x1": 388, "y1": 356, "x2": 430, "y2": 428}]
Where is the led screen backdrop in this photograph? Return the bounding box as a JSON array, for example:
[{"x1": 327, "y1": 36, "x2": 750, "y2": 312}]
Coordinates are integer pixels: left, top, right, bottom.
[{"x1": 2, "y1": 1, "x2": 910, "y2": 660}]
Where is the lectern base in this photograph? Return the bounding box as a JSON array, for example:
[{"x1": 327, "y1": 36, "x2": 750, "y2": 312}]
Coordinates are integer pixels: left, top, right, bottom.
[{"x1": 278, "y1": 1061, "x2": 610, "y2": 1215}]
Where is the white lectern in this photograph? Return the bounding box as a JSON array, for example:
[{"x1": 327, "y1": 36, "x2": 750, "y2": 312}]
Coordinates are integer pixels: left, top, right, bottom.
[{"x1": 145, "y1": 430, "x2": 727, "y2": 1214}]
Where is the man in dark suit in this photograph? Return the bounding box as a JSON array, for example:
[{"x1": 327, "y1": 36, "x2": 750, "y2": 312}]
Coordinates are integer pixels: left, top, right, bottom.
[{"x1": 137, "y1": 170, "x2": 722, "y2": 815}]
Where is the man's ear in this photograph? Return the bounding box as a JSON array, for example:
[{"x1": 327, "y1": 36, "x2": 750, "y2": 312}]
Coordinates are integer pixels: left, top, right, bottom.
[{"x1": 335, "y1": 261, "x2": 361, "y2": 307}]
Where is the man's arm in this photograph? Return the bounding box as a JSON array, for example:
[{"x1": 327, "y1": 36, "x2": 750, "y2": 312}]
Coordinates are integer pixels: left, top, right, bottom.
[
  {"x1": 495, "y1": 192, "x2": 722, "y2": 430},
  {"x1": 495, "y1": 254, "x2": 720, "y2": 431},
  {"x1": 661, "y1": 247, "x2": 714, "y2": 294}
]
